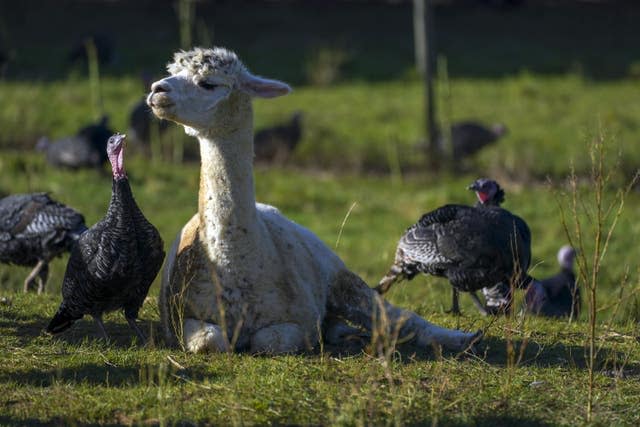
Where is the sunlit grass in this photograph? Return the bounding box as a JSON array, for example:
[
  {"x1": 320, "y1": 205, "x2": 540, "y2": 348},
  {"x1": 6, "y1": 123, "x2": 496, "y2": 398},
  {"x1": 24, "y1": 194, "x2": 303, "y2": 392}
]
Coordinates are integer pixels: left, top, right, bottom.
[
  {"x1": 3, "y1": 72, "x2": 640, "y2": 181},
  {"x1": 1, "y1": 148, "x2": 639, "y2": 424}
]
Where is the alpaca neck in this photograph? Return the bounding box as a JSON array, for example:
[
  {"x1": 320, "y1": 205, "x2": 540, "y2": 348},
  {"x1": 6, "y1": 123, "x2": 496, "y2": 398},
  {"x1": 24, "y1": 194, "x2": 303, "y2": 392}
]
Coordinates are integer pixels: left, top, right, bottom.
[{"x1": 196, "y1": 126, "x2": 258, "y2": 250}]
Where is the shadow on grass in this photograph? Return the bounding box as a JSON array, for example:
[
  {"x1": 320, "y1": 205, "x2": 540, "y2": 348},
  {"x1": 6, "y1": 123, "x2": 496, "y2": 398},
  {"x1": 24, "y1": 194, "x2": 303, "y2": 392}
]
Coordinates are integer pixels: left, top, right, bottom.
[
  {"x1": 476, "y1": 335, "x2": 640, "y2": 372},
  {"x1": 328, "y1": 333, "x2": 640, "y2": 375},
  {"x1": 426, "y1": 415, "x2": 550, "y2": 427},
  {"x1": 3, "y1": 306, "x2": 638, "y2": 377},
  {"x1": 0, "y1": 415, "x2": 199, "y2": 427},
  {"x1": 0, "y1": 311, "x2": 161, "y2": 349},
  {"x1": 0, "y1": 417, "x2": 115, "y2": 427},
  {"x1": 0, "y1": 354, "x2": 215, "y2": 388}
]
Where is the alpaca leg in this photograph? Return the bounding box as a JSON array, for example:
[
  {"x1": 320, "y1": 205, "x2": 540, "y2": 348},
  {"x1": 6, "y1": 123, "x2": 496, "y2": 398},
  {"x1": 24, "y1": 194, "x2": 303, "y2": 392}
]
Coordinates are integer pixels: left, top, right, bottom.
[
  {"x1": 251, "y1": 323, "x2": 308, "y2": 354},
  {"x1": 328, "y1": 270, "x2": 481, "y2": 352},
  {"x1": 23, "y1": 260, "x2": 46, "y2": 293},
  {"x1": 183, "y1": 318, "x2": 229, "y2": 353},
  {"x1": 323, "y1": 314, "x2": 367, "y2": 345}
]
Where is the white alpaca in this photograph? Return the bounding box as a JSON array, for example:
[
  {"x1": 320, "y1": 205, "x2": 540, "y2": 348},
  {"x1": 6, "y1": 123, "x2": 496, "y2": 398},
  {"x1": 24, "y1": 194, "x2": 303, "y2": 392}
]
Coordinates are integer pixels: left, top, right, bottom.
[{"x1": 147, "y1": 47, "x2": 481, "y2": 354}]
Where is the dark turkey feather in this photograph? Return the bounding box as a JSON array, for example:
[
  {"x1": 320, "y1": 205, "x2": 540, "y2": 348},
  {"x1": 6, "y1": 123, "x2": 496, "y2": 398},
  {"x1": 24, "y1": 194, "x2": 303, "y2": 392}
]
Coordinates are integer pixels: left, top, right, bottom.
[
  {"x1": 47, "y1": 134, "x2": 165, "y2": 341},
  {"x1": 254, "y1": 111, "x2": 303, "y2": 163},
  {"x1": 128, "y1": 98, "x2": 170, "y2": 146},
  {"x1": 37, "y1": 116, "x2": 113, "y2": 170},
  {"x1": 378, "y1": 200, "x2": 532, "y2": 314},
  {"x1": 525, "y1": 246, "x2": 579, "y2": 318},
  {"x1": 442, "y1": 121, "x2": 507, "y2": 161},
  {"x1": 0, "y1": 193, "x2": 86, "y2": 293}
]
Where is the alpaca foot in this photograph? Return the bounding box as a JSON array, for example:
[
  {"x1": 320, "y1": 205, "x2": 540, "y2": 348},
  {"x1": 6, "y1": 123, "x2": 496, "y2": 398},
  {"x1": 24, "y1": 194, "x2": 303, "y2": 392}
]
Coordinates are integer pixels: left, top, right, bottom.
[
  {"x1": 183, "y1": 319, "x2": 229, "y2": 353},
  {"x1": 414, "y1": 323, "x2": 483, "y2": 352},
  {"x1": 251, "y1": 323, "x2": 308, "y2": 354},
  {"x1": 323, "y1": 319, "x2": 366, "y2": 345}
]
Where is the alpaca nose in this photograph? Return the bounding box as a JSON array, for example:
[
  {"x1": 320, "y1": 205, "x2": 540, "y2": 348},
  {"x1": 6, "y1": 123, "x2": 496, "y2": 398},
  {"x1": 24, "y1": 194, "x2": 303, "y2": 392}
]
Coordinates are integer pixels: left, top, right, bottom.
[{"x1": 151, "y1": 81, "x2": 171, "y2": 94}]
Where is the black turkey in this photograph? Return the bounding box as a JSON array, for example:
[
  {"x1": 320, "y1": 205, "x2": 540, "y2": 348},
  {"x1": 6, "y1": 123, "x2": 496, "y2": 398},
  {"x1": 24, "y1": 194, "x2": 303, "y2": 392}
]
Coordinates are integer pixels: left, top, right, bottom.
[
  {"x1": 439, "y1": 121, "x2": 507, "y2": 161},
  {"x1": 0, "y1": 193, "x2": 87, "y2": 293},
  {"x1": 254, "y1": 111, "x2": 303, "y2": 163},
  {"x1": 468, "y1": 178, "x2": 515, "y2": 315},
  {"x1": 37, "y1": 116, "x2": 113, "y2": 170},
  {"x1": 525, "y1": 245, "x2": 579, "y2": 318},
  {"x1": 376, "y1": 179, "x2": 532, "y2": 315},
  {"x1": 128, "y1": 98, "x2": 171, "y2": 147},
  {"x1": 47, "y1": 134, "x2": 165, "y2": 342},
  {"x1": 128, "y1": 74, "x2": 171, "y2": 147}
]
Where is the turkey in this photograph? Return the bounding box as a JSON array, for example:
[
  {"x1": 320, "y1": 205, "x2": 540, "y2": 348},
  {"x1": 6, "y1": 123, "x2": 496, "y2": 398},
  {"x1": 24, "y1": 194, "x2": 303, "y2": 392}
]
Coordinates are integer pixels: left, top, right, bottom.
[
  {"x1": 468, "y1": 178, "x2": 515, "y2": 315},
  {"x1": 439, "y1": 121, "x2": 507, "y2": 162},
  {"x1": 0, "y1": 193, "x2": 87, "y2": 293},
  {"x1": 525, "y1": 245, "x2": 579, "y2": 318},
  {"x1": 128, "y1": 98, "x2": 171, "y2": 147},
  {"x1": 128, "y1": 75, "x2": 171, "y2": 147},
  {"x1": 37, "y1": 116, "x2": 113, "y2": 170},
  {"x1": 254, "y1": 111, "x2": 303, "y2": 163},
  {"x1": 376, "y1": 178, "x2": 532, "y2": 315},
  {"x1": 47, "y1": 133, "x2": 165, "y2": 342}
]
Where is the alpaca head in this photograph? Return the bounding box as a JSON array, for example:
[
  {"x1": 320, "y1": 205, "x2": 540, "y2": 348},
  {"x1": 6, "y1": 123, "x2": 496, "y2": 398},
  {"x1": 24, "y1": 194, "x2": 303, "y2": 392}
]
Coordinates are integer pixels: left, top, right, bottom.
[{"x1": 147, "y1": 47, "x2": 291, "y2": 135}]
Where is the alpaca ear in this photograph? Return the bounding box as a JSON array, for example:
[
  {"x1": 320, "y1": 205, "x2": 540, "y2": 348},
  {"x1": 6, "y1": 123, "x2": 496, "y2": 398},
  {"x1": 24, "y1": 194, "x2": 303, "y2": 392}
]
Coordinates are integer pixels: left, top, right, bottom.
[{"x1": 237, "y1": 71, "x2": 291, "y2": 98}]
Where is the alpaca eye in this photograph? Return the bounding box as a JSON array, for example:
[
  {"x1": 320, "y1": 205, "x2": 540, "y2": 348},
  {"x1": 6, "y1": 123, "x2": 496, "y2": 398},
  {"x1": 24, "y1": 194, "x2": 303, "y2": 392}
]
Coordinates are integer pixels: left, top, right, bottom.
[{"x1": 197, "y1": 81, "x2": 218, "y2": 90}]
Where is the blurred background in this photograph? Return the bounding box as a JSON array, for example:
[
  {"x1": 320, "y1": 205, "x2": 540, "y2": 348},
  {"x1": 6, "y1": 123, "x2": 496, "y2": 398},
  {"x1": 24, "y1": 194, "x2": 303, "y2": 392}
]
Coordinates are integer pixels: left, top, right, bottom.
[
  {"x1": 1, "y1": 0, "x2": 639, "y2": 177},
  {"x1": 0, "y1": 0, "x2": 639, "y2": 319}
]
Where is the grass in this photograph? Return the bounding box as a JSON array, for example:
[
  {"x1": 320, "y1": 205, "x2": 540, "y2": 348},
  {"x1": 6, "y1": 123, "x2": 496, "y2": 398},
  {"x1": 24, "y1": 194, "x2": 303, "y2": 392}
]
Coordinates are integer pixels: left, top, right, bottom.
[
  {"x1": 3, "y1": 2, "x2": 640, "y2": 180},
  {"x1": 4, "y1": 73, "x2": 640, "y2": 181},
  {"x1": 1, "y1": 1, "x2": 640, "y2": 424},
  {"x1": 1, "y1": 292, "x2": 639, "y2": 425},
  {"x1": 0, "y1": 151, "x2": 639, "y2": 425}
]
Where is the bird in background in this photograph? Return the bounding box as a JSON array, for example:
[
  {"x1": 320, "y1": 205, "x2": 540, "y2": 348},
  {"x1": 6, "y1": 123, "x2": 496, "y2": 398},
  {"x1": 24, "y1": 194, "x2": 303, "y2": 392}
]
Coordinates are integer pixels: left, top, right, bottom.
[
  {"x1": 525, "y1": 245, "x2": 580, "y2": 319},
  {"x1": 254, "y1": 111, "x2": 303, "y2": 164},
  {"x1": 0, "y1": 193, "x2": 87, "y2": 294},
  {"x1": 128, "y1": 72, "x2": 171, "y2": 147},
  {"x1": 47, "y1": 133, "x2": 165, "y2": 342},
  {"x1": 37, "y1": 116, "x2": 113, "y2": 170},
  {"x1": 443, "y1": 121, "x2": 507, "y2": 162}
]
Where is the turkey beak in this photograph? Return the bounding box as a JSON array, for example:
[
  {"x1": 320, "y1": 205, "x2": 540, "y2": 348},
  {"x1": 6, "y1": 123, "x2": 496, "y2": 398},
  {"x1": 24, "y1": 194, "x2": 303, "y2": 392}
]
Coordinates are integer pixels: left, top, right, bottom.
[
  {"x1": 468, "y1": 182, "x2": 480, "y2": 191},
  {"x1": 113, "y1": 134, "x2": 127, "y2": 150}
]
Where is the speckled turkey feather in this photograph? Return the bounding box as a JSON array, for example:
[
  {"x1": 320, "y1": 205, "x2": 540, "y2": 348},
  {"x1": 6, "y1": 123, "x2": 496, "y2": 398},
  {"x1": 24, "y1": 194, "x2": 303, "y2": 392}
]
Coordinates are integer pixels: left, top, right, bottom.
[
  {"x1": 0, "y1": 193, "x2": 86, "y2": 267},
  {"x1": 392, "y1": 204, "x2": 531, "y2": 292},
  {"x1": 47, "y1": 179, "x2": 165, "y2": 334}
]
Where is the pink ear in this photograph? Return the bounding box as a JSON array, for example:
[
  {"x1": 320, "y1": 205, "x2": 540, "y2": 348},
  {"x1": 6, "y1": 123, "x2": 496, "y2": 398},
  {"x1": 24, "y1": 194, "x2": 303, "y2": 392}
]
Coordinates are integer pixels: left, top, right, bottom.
[{"x1": 238, "y1": 72, "x2": 291, "y2": 98}]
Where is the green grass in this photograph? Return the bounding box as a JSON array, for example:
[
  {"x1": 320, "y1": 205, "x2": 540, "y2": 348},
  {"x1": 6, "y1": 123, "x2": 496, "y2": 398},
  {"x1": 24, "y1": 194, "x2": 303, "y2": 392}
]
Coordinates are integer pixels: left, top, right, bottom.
[
  {"x1": 3, "y1": 73, "x2": 640, "y2": 180},
  {"x1": 0, "y1": 152, "x2": 639, "y2": 425},
  {"x1": 1, "y1": 2, "x2": 640, "y2": 424},
  {"x1": 1, "y1": 294, "x2": 638, "y2": 426},
  {"x1": 3, "y1": 2, "x2": 640, "y2": 180}
]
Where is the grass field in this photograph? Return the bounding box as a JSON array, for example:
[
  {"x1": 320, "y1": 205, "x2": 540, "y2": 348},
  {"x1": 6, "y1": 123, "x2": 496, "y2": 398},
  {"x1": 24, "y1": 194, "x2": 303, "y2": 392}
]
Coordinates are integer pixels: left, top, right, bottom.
[
  {"x1": 1, "y1": 1, "x2": 640, "y2": 425},
  {"x1": 0, "y1": 150, "x2": 639, "y2": 425}
]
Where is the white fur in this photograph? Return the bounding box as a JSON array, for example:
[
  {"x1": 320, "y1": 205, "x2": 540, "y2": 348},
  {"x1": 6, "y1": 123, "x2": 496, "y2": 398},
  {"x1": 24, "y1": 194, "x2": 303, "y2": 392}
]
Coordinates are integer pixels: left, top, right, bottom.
[{"x1": 150, "y1": 47, "x2": 480, "y2": 354}]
